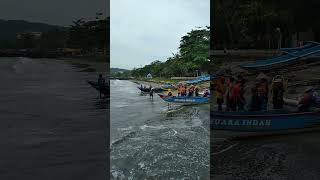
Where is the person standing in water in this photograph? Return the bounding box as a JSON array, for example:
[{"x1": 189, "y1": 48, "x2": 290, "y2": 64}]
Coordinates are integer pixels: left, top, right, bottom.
[
  {"x1": 149, "y1": 88, "x2": 154, "y2": 99},
  {"x1": 98, "y1": 74, "x2": 105, "y2": 85},
  {"x1": 98, "y1": 74, "x2": 105, "y2": 98}
]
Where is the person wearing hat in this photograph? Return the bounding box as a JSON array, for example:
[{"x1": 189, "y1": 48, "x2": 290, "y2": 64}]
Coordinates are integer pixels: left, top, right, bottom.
[{"x1": 271, "y1": 75, "x2": 285, "y2": 109}]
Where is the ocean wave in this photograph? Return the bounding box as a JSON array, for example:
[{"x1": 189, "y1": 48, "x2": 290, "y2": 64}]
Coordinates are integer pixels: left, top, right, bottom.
[
  {"x1": 139, "y1": 124, "x2": 166, "y2": 130},
  {"x1": 117, "y1": 126, "x2": 133, "y2": 131},
  {"x1": 110, "y1": 131, "x2": 137, "y2": 146}
]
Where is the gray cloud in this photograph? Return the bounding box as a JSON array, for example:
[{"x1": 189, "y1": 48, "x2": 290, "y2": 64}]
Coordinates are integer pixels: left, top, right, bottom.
[
  {"x1": 0, "y1": 0, "x2": 109, "y2": 26},
  {"x1": 111, "y1": 0, "x2": 209, "y2": 69}
]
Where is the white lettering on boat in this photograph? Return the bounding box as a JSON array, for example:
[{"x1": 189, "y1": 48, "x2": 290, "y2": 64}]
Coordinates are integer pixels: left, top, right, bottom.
[
  {"x1": 173, "y1": 98, "x2": 196, "y2": 102},
  {"x1": 213, "y1": 119, "x2": 272, "y2": 127}
]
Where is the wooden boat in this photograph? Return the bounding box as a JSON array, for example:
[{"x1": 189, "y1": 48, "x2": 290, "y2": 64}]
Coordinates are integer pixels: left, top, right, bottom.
[
  {"x1": 211, "y1": 110, "x2": 320, "y2": 132},
  {"x1": 137, "y1": 86, "x2": 164, "y2": 93},
  {"x1": 185, "y1": 75, "x2": 213, "y2": 84},
  {"x1": 158, "y1": 94, "x2": 209, "y2": 105},
  {"x1": 161, "y1": 84, "x2": 176, "y2": 90},
  {"x1": 240, "y1": 43, "x2": 320, "y2": 71},
  {"x1": 87, "y1": 80, "x2": 109, "y2": 95}
]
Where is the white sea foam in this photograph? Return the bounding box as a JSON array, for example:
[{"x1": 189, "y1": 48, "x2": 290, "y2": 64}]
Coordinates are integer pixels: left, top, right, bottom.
[
  {"x1": 139, "y1": 124, "x2": 165, "y2": 130},
  {"x1": 117, "y1": 126, "x2": 133, "y2": 131}
]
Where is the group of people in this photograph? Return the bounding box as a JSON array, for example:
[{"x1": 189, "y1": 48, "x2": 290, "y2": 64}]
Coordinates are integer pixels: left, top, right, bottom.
[
  {"x1": 176, "y1": 85, "x2": 200, "y2": 97},
  {"x1": 213, "y1": 72, "x2": 249, "y2": 111},
  {"x1": 168, "y1": 84, "x2": 209, "y2": 97},
  {"x1": 213, "y1": 72, "x2": 320, "y2": 112},
  {"x1": 212, "y1": 72, "x2": 286, "y2": 112}
]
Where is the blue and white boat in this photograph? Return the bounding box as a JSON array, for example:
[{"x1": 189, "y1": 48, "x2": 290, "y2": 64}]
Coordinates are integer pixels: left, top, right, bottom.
[
  {"x1": 211, "y1": 110, "x2": 320, "y2": 132},
  {"x1": 240, "y1": 41, "x2": 320, "y2": 71},
  {"x1": 185, "y1": 75, "x2": 216, "y2": 85},
  {"x1": 158, "y1": 94, "x2": 210, "y2": 105},
  {"x1": 161, "y1": 83, "x2": 176, "y2": 90}
]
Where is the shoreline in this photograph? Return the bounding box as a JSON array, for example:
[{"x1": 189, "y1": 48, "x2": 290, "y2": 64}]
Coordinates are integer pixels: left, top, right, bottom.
[
  {"x1": 130, "y1": 78, "x2": 210, "y2": 90},
  {"x1": 0, "y1": 56, "x2": 109, "y2": 73}
]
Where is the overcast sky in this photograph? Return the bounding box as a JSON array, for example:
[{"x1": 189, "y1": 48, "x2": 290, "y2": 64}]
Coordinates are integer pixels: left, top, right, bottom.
[
  {"x1": 0, "y1": 0, "x2": 108, "y2": 26},
  {"x1": 111, "y1": 0, "x2": 209, "y2": 70}
]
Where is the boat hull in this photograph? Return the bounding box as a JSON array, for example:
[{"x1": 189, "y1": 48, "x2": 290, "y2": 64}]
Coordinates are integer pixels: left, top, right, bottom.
[
  {"x1": 137, "y1": 87, "x2": 164, "y2": 93},
  {"x1": 211, "y1": 110, "x2": 320, "y2": 132},
  {"x1": 158, "y1": 94, "x2": 209, "y2": 104},
  {"x1": 240, "y1": 43, "x2": 320, "y2": 71},
  {"x1": 87, "y1": 80, "x2": 109, "y2": 95}
]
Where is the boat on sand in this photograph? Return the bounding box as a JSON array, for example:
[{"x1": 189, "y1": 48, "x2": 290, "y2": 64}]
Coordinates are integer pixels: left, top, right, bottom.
[{"x1": 211, "y1": 109, "x2": 320, "y2": 133}]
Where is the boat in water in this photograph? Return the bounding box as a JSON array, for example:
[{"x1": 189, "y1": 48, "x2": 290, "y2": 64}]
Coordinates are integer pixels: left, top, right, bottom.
[
  {"x1": 158, "y1": 94, "x2": 210, "y2": 105},
  {"x1": 137, "y1": 86, "x2": 164, "y2": 93},
  {"x1": 211, "y1": 109, "x2": 320, "y2": 134},
  {"x1": 161, "y1": 83, "x2": 176, "y2": 90},
  {"x1": 87, "y1": 80, "x2": 109, "y2": 95}
]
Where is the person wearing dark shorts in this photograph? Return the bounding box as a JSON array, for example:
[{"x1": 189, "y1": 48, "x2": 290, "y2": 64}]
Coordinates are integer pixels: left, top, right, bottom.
[{"x1": 150, "y1": 88, "x2": 154, "y2": 99}]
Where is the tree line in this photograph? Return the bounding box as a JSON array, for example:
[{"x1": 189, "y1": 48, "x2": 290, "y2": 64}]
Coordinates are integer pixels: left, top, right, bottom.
[
  {"x1": 0, "y1": 15, "x2": 109, "y2": 55},
  {"x1": 213, "y1": 0, "x2": 320, "y2": 49},
  {"x1": 126, "y1": 27, "x2": 210, "y2": 79}
]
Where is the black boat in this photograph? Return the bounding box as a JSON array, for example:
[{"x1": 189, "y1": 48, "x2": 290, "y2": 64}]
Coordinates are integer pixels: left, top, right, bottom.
[
  {"x1": 137, "y1": 86, "x2": 164, "y2": 93},
  {"x1": 87, "y1": 80, "x2": 110, "y2": 95}
]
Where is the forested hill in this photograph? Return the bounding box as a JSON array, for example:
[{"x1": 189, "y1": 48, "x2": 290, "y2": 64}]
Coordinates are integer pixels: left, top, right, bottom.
[
  {"x1": 111, "y1": 68, "x2": 130, "y2": 74},
  {"x1": 0, "y1": 17, "x2": 108, "y2": 53},
  {"x1": 0, "y1": 19, "x2": 64, "y2": 40}
]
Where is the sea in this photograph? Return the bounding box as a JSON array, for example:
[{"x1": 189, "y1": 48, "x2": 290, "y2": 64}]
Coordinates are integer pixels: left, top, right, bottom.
[
  {"x1": 110, "y1": 80, "x2": 210, "y2": 179},
  {"x1": 0, "y1": 57, "x2": 107, "y2": 180}
]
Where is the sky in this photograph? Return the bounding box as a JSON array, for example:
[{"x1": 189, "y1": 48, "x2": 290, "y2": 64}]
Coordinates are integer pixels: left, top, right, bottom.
[
  {"x1": 111, "y1": 0, "x2": 210, "y2": 70},
  {"x1": 0, "y1": 0, "x2": 108, "y2": 26}
]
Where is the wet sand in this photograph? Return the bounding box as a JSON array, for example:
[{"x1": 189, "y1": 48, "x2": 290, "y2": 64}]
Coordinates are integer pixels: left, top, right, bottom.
[{"x1": 211, "y1": 131, "x2": 320, "y2": 179}]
